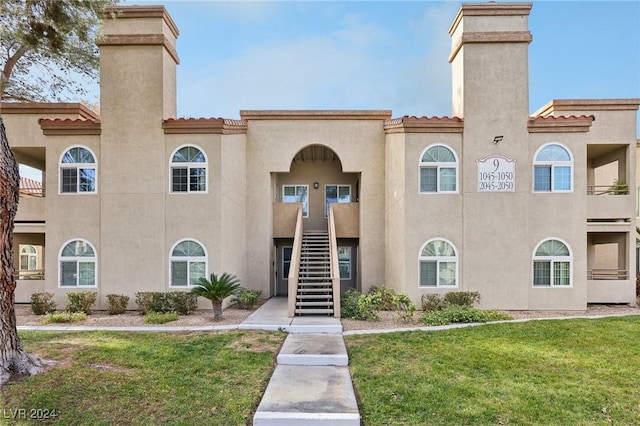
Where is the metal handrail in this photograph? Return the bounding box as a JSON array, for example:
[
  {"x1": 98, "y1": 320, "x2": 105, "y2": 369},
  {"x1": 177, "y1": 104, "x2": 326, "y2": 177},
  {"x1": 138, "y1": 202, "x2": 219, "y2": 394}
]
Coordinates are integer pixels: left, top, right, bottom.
[
  {"x1": 586, "y1": 185, "x2": 628, "y2": 196},
  {"x1": 328, "y1": 205, "x2": 341, "y2": 318},
  {"x1": 587, "y1": 269, "x2": 628, "y2": 280},
  {"x1": 13, "y1": 269, "x2": 45, "y2": 280},
  {"x1": 287, "y1": 206, "x2": 303, "y2": 317}
]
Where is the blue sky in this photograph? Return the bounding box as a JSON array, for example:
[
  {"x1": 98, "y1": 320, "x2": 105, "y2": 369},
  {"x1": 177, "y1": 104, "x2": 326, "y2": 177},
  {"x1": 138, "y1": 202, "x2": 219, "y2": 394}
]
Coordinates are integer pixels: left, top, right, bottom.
[{"x1": 117, "y1": 0, "x2": 640, "y2": 124}]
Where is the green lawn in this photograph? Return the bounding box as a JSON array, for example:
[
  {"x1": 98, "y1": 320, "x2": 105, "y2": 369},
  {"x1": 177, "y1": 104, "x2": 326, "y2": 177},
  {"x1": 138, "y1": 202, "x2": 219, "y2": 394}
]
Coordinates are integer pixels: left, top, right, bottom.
[
  {"x1": 2, "y1": 330, "x2": 285, "y2": 425},
  {"x1": 345, "y1": 316, "x2": 640, "y2": 425}
]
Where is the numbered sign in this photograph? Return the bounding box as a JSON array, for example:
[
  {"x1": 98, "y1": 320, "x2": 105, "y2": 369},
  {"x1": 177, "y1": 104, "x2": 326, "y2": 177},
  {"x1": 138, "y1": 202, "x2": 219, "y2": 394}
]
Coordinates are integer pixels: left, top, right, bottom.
[{"x1": 476, "y1": 155, "x2": 516, "y2": 192}]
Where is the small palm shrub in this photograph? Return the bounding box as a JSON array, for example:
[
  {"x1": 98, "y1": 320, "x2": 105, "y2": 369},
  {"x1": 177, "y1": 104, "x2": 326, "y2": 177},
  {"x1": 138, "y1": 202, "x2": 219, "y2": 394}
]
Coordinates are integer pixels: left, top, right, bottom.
[
  {"x1": 42, "y1": 311, "x2": 87, "y2": 324},
  {"x1": 66, "y1": 291, "x2": 97, "y2": 314},
  {"x1": 190, "y1": 272, "x2": 242, "y2": 320},
  {"x1": 143, "y1": 311, "x2": 178, "y2": 324},
  {"x1": 30, "y1": 292, "x2": 57, "y2": 315},
  {"x1": 231, "y1": 288, "x2": 262, "y2": 310},
  {"x1": 106, "y1": 294, "x2": 129, "y2": 315}
]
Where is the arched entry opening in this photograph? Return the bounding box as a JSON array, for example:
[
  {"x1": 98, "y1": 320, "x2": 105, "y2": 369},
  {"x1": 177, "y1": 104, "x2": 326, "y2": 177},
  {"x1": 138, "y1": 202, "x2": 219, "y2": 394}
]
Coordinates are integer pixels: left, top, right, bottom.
[{"x1": 273, "y1": 144, "x2": 360, "y2": 298}]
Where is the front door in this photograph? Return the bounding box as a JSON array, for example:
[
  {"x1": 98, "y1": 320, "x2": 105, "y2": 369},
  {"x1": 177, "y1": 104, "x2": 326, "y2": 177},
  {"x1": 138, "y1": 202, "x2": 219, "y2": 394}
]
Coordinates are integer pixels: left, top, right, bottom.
[{"x1": 275, "y1": 242, "x2": 292, "y2": 296}]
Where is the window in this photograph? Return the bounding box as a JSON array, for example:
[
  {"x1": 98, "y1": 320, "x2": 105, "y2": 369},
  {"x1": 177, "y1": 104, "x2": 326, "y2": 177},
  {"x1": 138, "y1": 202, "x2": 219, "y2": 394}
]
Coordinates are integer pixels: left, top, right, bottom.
[
  {"x1": 419, "y1": 145, "x2": 458, "y2": 193},
  {"x1": 59, "y1": 146, "x2": 96, "y2": 193},
  {"x1": 282, "y1": 246, "x2": 292, "y2": 279},
  {"x1": 419, "y1": 239, "x2": 457, "y2": 287},
  {"x1": 533, "y1": 143, "x2": 573, "y2": 192},
  {"x1": 170, "y1": 239, "x2": 207, "y2": 287},
  {"x1": 59, "y1": 239, "x2": 97, "y2": 287},
  {"x1": 20, "y1": 245, "x2": 37, "y2": 271},
  {"x1": 533, "y1": 239, "x2": 572, "y2": 287},
  {"x1": 338, "y1": 247, "x2": 351, "y2": 280},
  {"x1": 325, "y1": 185, "x2": 351, "y2": 217},
  {"x1": 170, "y1": 146, "x2": 207, "y2": 193},
  {"x1": 283, "y1": 185, "x2": 309, "y2": 217}
]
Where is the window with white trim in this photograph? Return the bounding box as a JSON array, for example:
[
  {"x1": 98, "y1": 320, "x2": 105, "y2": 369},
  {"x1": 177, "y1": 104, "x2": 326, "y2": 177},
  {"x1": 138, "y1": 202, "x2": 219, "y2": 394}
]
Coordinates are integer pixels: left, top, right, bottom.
[
  {"x1": 338, "y1": 246, "x2": 351, "y2": 280},
  {"x1": 325, "y1": 185, "x2": 351, "y2": 217},
  {"x1": 419, "y1": 145, "x2": 458, "y2": 193},
  {"x1": 283, "y1": 185, "x2": 309, "y2": 217},
  {"x1": 60, "y1": 146, "x2": 97, "y2": 193},
  {"x1": 533, "y1": 239, "x2": 572, "y2": 287},
  {"x1": 419, "y1": 239, "x2": 458, "y2": 287},
  {"x1": 282, "y1": 246, "x2": 292, "y2": 280},
  {"x1": 20, "y1": 245, "x2": 37, "y2": 271},
  {"x1": 170, "y1": 146, "x2": 207, "y2": 193},
  {"x1": 533, "y1": 143, "x2": 573, "y2": 192},
  {"x1": 170, "y1": 240, "x2": 207, "y2": 287},
  {"x1": 59, "y1": 239, "x2": 97, "y2": 287}
]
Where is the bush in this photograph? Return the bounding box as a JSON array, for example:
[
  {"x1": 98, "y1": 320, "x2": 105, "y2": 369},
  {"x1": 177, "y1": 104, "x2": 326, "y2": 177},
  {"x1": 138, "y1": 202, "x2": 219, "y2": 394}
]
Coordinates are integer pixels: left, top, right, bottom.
[
  {"x1": 421, "y1": 294, "x2": 445, "y2": 312},
  {"x1": 443, "y1": 291, "x2": 481, "y2": 308},
  {"x1": 166, "y1": 292, "x2": 198, "y2": 315},
  {"x1": 42, "y1": 311, "x2": 87, "y2": 324},
  {"x1": 357, "y1": 292, "x2": 382, "y2": 321},
  {"x1": 341, "y1": 288, "x2": 362, "y2": 319},
  {"x1": 106, "y1": 294, "x2": 130, "y2": 315},
  {"x1": 143, "y1": 311, "x2": 178, "y2": 324},
  {"x1": 231, "y1": 288, "x2": 262, "y2": 310},
  {"x1": 66, "y1": 291, "x2": 97, "y2": 314},
  {"x1": 30, "y1": 292, "x2": 57, "y2": 315},
  {"x1": 135, "y1": 292, "x2": 198, "y2": 315},
  {"x1": 368, "y1": 286, "x2": 397, "y2": 311},
  {"x1": 393, "y1": 294, "x2": 416, "y2": 322},
  {"x1": 420, "y1": 305, "x2": 512, "y2": 326}
]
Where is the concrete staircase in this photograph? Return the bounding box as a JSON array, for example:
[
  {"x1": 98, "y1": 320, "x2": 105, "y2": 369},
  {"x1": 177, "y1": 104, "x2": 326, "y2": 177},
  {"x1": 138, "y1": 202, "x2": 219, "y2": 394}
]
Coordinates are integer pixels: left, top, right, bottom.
[
  {"x1": 253, "y1": 333, "x2": 360, "y2": 425},
  {"x1": 296, "y1": 232, "x2": 334, "y2": 316}
]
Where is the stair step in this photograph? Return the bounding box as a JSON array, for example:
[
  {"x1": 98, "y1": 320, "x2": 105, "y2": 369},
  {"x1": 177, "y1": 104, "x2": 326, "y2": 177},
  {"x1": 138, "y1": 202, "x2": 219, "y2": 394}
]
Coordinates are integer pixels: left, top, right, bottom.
[
  {"x1": 296, "y1": 301, "x2": 334, "y2": 306},
  {"x1": 294, "y1": 308, "x2": 335, "y2": 315},
  {"x1": 297, "y1": 295, "x2": 332, "y2": 300},
  {"x1": 298, "y1": 287, "x2": 332, "y2": 293}
]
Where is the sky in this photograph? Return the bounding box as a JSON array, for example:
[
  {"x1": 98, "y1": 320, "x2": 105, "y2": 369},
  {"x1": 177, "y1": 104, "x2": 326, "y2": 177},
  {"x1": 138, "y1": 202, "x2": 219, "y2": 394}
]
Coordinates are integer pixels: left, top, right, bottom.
[{"x1": 112, "y1": 0, "x2": 640, "y2": 122}]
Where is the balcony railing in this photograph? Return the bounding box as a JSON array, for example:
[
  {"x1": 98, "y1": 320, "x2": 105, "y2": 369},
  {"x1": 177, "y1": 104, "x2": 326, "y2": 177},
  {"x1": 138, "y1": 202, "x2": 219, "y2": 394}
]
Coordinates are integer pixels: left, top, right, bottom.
[
  {"x1": 13, "y1": 269, "x2": 45, "y2": 280},
  {"x1": 587, "y1": 269, "x2": 628, "y2": 280},
  {"x1": 586, "y1": 185, "x2": 628, "y2": 196}
]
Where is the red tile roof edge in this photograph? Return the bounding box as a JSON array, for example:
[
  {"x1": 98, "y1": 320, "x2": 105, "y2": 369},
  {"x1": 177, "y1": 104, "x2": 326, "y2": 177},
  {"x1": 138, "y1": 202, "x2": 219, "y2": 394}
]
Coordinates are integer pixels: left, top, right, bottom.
[
  {"x1": 38, "y1": 118, "x2": 100, "y2": 125},
  {"x1": 384, "y1": 115, "x2": 463, "y2": 125},
  {"x1": 530, "y1": 114, "x2": 595, "y2": 122}
]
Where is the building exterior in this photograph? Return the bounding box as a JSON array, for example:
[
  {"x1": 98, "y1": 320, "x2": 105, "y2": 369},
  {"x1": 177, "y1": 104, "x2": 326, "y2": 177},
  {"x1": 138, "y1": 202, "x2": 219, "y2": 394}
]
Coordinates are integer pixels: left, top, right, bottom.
[{"x1": 5, "y1": 3, "x2": 639, "y2": 314}]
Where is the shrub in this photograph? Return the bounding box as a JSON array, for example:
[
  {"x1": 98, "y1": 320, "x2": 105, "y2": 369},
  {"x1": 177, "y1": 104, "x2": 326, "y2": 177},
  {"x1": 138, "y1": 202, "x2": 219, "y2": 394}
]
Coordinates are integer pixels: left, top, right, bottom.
[
  {"x1": 144, "y1": 311, "x2": 178, "y2": 324},
  {"x1": 166, "y1": 292, "x2": 198, "y2": 315},
  {"x1": 357, "y1": 292, "x2": 382, "y2": 321},
  {"x1": 231, "y1": 288, "x2": 262, "y2": 310},
  {"x1": 420, "y1": 305, "x2": 511, "y2": 326},
  {"x1": 368, "y1": 286, "x2": 397, "y2": 311},
  {"x1": 393, "y1": 294, "x2": 416, "y2": 322},
  {"x1": 66, "y1": 291, "x2": 97, "y2": 314},
  {"x1": 42, "y1": 311, "x2": 87, "y2": 324},
  {"x1": 106, "y1": 294, "x2": 130, "y2": 315},
  {"x1": 421, "y1": 294, "x2": 445, "y2": 312},
  {"x1": 341, "y1": 288, "x2": 362, "y2": 319},
  {"x1": 443, "y1": 291, "x2": 481, "y2": 308},
  {"x1": 135, "y1": 292, "x2": 166, "y2": 314},
  {"x1": 30, "y1": 292, "x2": 57, "y2": 315}
]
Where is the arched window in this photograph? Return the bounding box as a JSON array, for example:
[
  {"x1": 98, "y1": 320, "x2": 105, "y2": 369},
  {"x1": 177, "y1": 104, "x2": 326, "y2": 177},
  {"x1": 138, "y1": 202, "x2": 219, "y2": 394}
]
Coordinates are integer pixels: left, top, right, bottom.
[
  {"x1": 20, "y1": 245, "x2": 37, "y2": 271},
  {"x1": 59, "y1": 146, "x2": 97, "y2": 193},
  {"x1": 419, "y1": 239, "x2": 458, "y2": 287},
  {"x1": 533, "y1": 143, "x2": 573, "y2": 192},
  {"x1": 533, "y1": 239, "x2": 572, "y2": 287},
  {"x1": 59, "y1": 239, "x2": 97, "y2": 287},
  {"x1": 170, "y1": 239, "x2": 207, "y2": 287},
  {"x1": 170, "y1": 145, "x2": 207, "y2": 193},
  {"x1": 419, "y1": 145, "x2": 458, "y2": 193}
]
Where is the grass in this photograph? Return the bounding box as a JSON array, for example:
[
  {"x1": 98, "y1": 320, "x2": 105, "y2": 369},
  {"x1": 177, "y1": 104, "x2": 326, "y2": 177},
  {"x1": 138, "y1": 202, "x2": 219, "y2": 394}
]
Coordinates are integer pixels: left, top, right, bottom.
[
  {"x1": 1, "y1": 330, "x2": 285, "y2": 425},
  {"x1": 345, "y1": 316, "x2": 640, "y2": 425}
]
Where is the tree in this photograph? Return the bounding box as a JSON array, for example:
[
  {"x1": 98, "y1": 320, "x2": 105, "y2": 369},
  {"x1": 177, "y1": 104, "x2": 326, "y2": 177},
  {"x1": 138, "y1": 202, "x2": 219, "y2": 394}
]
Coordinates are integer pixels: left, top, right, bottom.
[
  {"x1": 0, "y1": 0, "x2": 119, "y2": 386},
  {"x1": 190, "y1": 273, "x2": 242, "y2": 320}
]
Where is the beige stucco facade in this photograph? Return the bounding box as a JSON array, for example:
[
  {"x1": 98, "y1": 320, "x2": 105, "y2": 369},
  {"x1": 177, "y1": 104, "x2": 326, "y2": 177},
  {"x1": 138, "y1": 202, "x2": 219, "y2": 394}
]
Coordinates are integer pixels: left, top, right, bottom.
[{"x1": 6, "y1": 3, "x2": 639, "y2": 311}]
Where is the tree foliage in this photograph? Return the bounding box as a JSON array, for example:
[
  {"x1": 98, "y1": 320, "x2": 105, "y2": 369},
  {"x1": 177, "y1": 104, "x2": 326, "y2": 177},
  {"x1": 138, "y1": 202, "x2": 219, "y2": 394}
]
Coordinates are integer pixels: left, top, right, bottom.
[{"x1": 0, "y1": 0, "x2": 119, "y2": 102}]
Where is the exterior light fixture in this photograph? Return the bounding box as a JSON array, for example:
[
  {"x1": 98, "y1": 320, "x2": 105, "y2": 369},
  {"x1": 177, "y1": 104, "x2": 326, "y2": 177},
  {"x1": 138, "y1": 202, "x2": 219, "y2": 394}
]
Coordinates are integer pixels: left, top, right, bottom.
[
  {"x1": 493, "y1": 136, "x2": 503, "y2": 144},
  {"x1": 313, "y1": 182, "x2": 319, "y2": 189}
]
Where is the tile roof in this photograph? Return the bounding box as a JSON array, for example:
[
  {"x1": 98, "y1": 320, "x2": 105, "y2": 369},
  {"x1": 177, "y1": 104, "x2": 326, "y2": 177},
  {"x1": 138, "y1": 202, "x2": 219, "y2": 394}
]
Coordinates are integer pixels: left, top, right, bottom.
[
  {"x1": 528, "y1": 115, "x2": 594, "y2": 133},
  {"x1": 19, "y1": 177, "x2": 44, "y2": 197},
  {"x1": 162, "y1": 117, "x2": 247, "y2": 134},
  {"x1": 384, "y1": 116, "x2": 464, "y2": 133},
  {"x1": 38, "y1": 118, "x2": 101, "y2": 135}
]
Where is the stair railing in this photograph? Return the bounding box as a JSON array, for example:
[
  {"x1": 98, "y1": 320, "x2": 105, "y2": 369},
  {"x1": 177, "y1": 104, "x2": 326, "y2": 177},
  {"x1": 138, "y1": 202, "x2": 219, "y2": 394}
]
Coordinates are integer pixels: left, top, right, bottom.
[
  {"x1": 328, "y1": 205, "x2": 341, "y2": 318},
  {"x1": 288, "y1": 206, "x2": 303, "y2": 317}
]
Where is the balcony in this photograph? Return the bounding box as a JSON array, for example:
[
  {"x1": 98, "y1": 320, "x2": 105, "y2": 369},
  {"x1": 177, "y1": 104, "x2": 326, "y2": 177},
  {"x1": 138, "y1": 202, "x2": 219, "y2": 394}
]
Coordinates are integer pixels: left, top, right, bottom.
[
  {"x1": 587, "y1": 231, "x2": 636, "y2": 304},
  {"x1": 587, "y1": 143, "x2": 633, "y2": 220}
]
